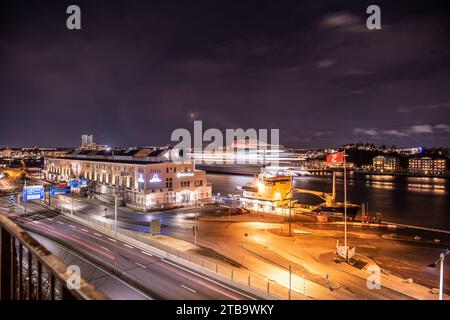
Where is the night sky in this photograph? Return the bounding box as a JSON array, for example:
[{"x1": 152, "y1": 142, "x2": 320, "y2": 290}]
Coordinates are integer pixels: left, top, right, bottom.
[{"x1": 1, "y1": 0, "x2": 449, "y2": 148}]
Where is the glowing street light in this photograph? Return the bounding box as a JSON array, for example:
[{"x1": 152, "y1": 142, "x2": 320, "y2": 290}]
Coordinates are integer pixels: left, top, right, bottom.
[{"x1": 428, "y1": 249, "x2": 449, "y2": 300}]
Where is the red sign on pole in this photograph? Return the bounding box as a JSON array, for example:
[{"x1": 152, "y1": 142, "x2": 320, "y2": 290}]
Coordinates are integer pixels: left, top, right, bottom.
[{"x1": 326, "y1": 152, "x2": 345, "y2": 164}]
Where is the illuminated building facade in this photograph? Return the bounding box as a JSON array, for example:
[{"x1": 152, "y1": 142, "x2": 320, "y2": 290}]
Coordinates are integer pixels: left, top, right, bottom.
[
  {"x1": 372, "y1": 155, "x2": 399, "y2": 173},
  {"x1": 408, "y1": 157, "x2": 447, "y2": 176},
  {"x1": 44, "y1": 148, "x2": 211, "y2": 211}
]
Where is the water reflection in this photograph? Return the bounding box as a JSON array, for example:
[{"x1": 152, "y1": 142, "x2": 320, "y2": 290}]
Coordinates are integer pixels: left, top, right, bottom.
[{"x1": 206, "y1": 172, "x2": 450, "y2": 230}]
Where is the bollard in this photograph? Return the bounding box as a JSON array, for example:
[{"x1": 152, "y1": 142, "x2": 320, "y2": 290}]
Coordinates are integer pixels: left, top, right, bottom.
[
  {"x1": 231, "y1": 269, "x2": 234, "y2": 280},
  {"x1": 267, "y1": 281, "x2": 270, "y2": 294},
  {"x1": 215, "y1": 264, "x2": 218, "y2": 273},
  {"x1": 248, "y1": 275, "x2": 251, "y2": 286}
]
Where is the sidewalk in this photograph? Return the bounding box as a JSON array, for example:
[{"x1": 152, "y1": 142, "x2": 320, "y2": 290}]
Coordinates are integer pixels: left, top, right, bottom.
[{"x1": 333, "y1": 252, "x2": 448, "y2": 300}]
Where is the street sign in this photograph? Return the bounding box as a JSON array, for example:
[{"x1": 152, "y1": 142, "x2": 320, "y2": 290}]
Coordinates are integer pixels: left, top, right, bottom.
[
  {"x1": 79, "y1": 178, "x2": 88, "y2": 187},
  {"x1": 337, "y1": 245, "x2": 348, "y2": 259},
  {"x1": 348, "y1": 247, "x2": 356, "y2": 259},
  {"x1": 70, "y1": 180, "x2": 79, "y2": 189},
  {"x1": 9, "y1": 195, "x2": 14, "y2": 204},
  {"x1": 150, "y1": 219, "x2": 161, "y2": 236},
  {"x1": 50, "y1": 185, "x2": 71, "y2": 196},
  {"x1": 23, "y1": 185, "x2": 44, "y2": 201},
  {"x1": 337, "y1": 245, "x2": 355, "y2": 260}
]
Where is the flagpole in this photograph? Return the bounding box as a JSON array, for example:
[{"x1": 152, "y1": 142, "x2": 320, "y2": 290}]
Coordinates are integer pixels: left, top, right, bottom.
[{"x1": 344, "y1": 150, "x2": 348, "y2": 261}]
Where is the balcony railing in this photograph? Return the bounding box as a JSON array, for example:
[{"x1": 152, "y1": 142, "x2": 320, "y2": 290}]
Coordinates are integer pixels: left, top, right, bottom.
[{"x1": 0, "y1": 215, "x2": 107, "y2": 300}]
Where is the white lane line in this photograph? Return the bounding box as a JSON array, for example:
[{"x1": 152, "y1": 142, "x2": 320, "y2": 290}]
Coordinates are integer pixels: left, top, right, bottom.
[
  {"x1": 27, "y1": 235, "x2": 152, "y2": 299},
  {"x1": 152, "y1": 253, "x2": 164, "y2": 259},
  {"x1": 123, "y1": 243, "x2": 134, "y2": 249},
  {"x1": 141, "y1": 250, "x2": 153, "y2": 257},
  {"x1": 32, "y1": 221, "x2": 40, "y2": 224},
  {"x1": 101, "y1": 246, "x2": 111, "y2": 252},
  {"x1": 57, "y1": 221, "x2": 64, "y2": 225},
  {"x1": 69, "y1": 225, "x2": 77, "y2": 229},
  {"x1": 81, "y1": 228, "x2": 89, "y2": 232},
  {"x1": 135, "y1": 262, "x2": 147, "y2": 269},
  {"x1": 108, "y1": 238, "x2": 116, "y2": 242},
  {"x1": 161, "y1": 259, "x2": 256, "y2": 300},
  {"x1": 72, "y1": 235, "x2": 80, "y2": 239},
  {"x1": 46, "y1": 218, "x2": 54, "y2": 221},
  {"x1": 94, "y1": 233, "x2": 102, "y2": 237},
  {"x1": 180, "y1": 284, "x2": 197, "y2": 293}
]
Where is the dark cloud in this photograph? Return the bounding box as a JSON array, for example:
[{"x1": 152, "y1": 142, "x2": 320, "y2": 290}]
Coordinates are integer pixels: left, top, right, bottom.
[{"x1": 0, "y1": 0, "x2": 449, "y2": 148}]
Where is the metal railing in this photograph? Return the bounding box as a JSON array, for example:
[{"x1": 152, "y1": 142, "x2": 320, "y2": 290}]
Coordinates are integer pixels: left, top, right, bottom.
[{"x1": 0, "y1": 215, "x2": 107, "y2": 300}]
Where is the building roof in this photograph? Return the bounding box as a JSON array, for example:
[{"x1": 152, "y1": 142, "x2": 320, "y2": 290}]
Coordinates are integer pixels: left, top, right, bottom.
[
  {"x1": 47, "y1": 156, "x2": 161, "y2": 165},
  {"x1": 46, "y1": 147, "x2": 171, "y2": 165}
]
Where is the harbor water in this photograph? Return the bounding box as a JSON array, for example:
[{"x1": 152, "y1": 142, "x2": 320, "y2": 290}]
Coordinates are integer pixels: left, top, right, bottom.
[{"x1": 206, "y1": 173, "x2": 450, "y2": 231}]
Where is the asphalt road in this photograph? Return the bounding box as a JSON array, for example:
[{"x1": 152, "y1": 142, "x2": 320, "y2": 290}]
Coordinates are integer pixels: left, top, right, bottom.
[
  {"x1": 28, "y1": 231, "x2": 152, "y2": 300},
  {"x1": 0, "y1": 197, "x2": 261, "y2": 300},
  {"x1": 50, "y1": 195, "x2": 449, "y2": 299}
]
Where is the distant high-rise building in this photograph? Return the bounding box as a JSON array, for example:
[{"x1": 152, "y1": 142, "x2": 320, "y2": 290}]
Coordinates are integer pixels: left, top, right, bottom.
[{"x1": 81, "y1": 134, "x2": 93, "y2": 148}]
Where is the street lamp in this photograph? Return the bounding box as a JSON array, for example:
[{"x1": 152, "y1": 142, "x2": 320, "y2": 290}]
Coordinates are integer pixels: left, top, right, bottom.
[
  {"x1": 93, "y1": 190, "x2": 119, "y2": 269},
  {"x1": 288, "y1": 264, "x2": 292, "y2": 300},
  {"x1": 194, "y1": 195, "x2": 198, "y2": 246},
  {"x1": 428, "y1": 249, "x2": 449, "y2": 300},
  {"x1": 114, "y1": 193, "x2": 118, "y2": 269}
]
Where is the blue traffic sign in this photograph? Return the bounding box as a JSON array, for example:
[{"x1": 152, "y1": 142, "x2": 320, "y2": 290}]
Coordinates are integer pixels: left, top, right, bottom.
[
  {"x1": 70, "y1": 180, "x2": 79, "y2": 189},
  {"x1": 50, "y1": 185, "x2": 71, "y2": 196},
  {"x1": 9, "y1": 195, "x2": 14, "y2": 204},
  {"x1": 23, "y1": 185, "x2": 44, "y2": 201},
  {"x1": 79, "y1": 178, "x2": 88, "y2": 187}
]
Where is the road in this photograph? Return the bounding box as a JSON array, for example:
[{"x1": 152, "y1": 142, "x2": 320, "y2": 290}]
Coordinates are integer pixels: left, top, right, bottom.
[
  {"x1": 0, "y1": 197, "x2": 262, "y2": 300},
  {"x1": 49, "y1": 194, "x2": 449, "y2": 299},
  {"x1": 28, "y1": 231, "x2": 152, "y2": 300}
]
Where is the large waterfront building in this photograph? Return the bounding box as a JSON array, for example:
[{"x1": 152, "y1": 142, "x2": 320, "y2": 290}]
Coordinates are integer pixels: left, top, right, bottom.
[
  {"x1": 408, "y1": 157, "x2": 446, "y2": 176},
  {"x1": 44, "y1": 148, "x2": 211, "y2": 211},
  {"x1": 372, "y1": 155, "x2": 400, "y2": 173}
]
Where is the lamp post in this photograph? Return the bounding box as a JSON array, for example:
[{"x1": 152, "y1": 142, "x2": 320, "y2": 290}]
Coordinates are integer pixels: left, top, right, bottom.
[
  {"x1": 428, "y1": 249, "x2": 449, "y2": 300},
  {"x1": 289, "y1": 175, "x2": 293, "y2": 236},
  {"x1": 114, "y1": 193, "x2": 118, "y2": 269},
  {"x1": 288, "y1": 264, "x2": 292, "y2": 300},
  {"x1": 71, "y1": 190, "x2": 74, "y2": 215},
  {"x1": 343, "y1": 152, "x2": 348, "y2": 261},
  {"x1": 194, "y1": 195, "x2": 198, "y2": 246}
]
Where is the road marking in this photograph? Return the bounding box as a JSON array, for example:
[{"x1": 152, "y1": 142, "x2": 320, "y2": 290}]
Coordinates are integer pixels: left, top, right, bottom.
[
  {"x1": 161, "y1": 259, "x2": 256, "y2": 300},
  {"x1": 57, "y1": 221, "x2": 64, "y2": 225},
  {"x1": 180, "y1": 284, "x2": 197, "y2": 293},
  {"x1": 101, "y1": 246, "x2": 111, "y2": 252},
  {"x1": 135, "y1": 262, "x2": 147, "y2": 269},
  {"x1": 94, "y1": 233, "x2": 102, "y2": 237},
  {"x1": 141, "y1": 250, "x2": 153, "y2": 257},
  {"x1": 27, "y1": 236, "x2": 152, "y2": 299},
  {"x1": 46, "y1": 218, "x2": 54, "y2": 221},
  {"x1": 123, "y1": 243, "x2": 134, "y2": 249},
  {"x1": 108, "y1": 238, "x2": 116, "y2": 242},
  {"x1": 81, "y1": 228, "x2": 89, "y2": 232},
  {"x1": 32, "y1": 221, "x2": 40, "y2": 224},
  {"x1": 72, "y1": 235, "x2": 80, "y2": 239},
  {"x1": 69, "y1": 225, "x2": 77, "y2": 229}
]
